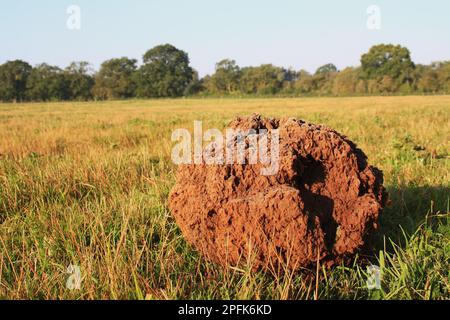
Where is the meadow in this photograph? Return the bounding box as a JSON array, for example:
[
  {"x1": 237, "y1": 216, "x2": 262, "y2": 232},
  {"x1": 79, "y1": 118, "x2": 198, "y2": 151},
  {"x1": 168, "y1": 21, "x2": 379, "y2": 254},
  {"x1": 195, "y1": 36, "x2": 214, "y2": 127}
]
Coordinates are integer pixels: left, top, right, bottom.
[{"x1": 0, "y1": 96, "x2": 448, "y2": 300}]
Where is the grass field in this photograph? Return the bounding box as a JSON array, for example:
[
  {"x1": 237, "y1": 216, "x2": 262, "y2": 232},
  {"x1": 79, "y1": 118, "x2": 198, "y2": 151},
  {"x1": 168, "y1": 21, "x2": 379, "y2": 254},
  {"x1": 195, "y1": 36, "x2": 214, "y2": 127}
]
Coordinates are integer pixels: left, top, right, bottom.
[{"x1": 0, "y1": 96, "x2": 449, "y2": 300}]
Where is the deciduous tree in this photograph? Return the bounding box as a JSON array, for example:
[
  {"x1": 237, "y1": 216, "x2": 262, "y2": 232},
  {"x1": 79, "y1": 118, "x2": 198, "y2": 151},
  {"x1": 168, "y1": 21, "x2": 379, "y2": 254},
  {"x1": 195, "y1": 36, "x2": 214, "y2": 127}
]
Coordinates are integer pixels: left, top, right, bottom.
[
  {"x1": 93, "y1": 57, "x2": 137, "y2": 100},
  {"x1": 0, "y1": 60, "x2": 32, "y2": 102},
  {"x1": 64, "y1": 61, "x2": 94, "y2": 100},
  {"x1": 136, "y1": 44, "x2": 194, "y2": 98},
  {"x1": 361, "y1": 44, "x2": 415, "y2": 86},
  {"x1": 209, "y1": 59, "x2": 241, "y2": 94},
  {"x1": 26, "y1": 63, "x2": 68, "y2": 101}
]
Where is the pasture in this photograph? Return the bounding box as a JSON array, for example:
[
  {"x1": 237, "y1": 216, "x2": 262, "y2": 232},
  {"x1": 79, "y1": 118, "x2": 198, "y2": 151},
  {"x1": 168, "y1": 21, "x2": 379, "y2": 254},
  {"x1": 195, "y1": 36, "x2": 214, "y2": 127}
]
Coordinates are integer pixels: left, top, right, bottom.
[{"x1": 0, "y1": 96, "x2": 448, "y2": 299}]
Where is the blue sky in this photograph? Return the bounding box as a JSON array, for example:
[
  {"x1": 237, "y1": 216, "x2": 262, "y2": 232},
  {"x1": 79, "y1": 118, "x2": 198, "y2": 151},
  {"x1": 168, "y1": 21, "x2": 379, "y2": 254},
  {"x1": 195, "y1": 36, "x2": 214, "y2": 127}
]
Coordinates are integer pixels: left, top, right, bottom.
[{"x1": 1, "y1": 0, "x2": 449, "y2": 76}]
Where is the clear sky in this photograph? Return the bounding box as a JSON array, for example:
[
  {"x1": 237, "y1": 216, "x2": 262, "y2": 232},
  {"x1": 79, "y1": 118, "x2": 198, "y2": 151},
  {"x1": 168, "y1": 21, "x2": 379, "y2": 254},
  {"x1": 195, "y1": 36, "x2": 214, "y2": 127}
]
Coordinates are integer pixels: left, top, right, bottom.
[{"x1": 1, "y1": 0, "x2": 449, "y2": 76}]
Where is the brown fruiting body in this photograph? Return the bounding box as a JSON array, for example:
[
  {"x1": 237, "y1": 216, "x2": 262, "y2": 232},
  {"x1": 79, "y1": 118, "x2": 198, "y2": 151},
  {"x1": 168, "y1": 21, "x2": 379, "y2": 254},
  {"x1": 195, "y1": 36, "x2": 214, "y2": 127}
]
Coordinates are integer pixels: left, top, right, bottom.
[{"x1": 169, "y1": 114, "x2": 387, "y2": 270}]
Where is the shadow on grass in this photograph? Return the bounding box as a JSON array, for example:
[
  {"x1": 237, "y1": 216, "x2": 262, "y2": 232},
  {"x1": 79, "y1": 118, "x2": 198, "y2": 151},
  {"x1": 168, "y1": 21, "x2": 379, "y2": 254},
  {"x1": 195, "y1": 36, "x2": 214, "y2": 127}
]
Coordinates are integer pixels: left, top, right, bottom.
[{"x1": 372, "y1": 184, "x2": 449, "y2": 252}]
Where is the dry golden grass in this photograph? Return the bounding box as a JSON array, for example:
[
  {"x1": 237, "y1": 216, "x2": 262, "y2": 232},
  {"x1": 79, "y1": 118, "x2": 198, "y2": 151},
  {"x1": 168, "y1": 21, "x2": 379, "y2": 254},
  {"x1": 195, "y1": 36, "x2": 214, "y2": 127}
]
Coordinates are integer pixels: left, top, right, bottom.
[{"x1": 0, "y1": 96, "x2": 449, "y2": 299}]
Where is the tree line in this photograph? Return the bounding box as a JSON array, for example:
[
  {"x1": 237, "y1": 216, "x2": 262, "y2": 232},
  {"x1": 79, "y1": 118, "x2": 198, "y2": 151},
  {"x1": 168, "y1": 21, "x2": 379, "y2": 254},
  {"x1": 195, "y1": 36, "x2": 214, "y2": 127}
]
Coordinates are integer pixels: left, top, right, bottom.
[{"x1": 1, "y1": 43, "x2": 450, "y2": 102}]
